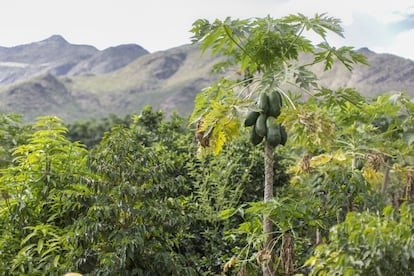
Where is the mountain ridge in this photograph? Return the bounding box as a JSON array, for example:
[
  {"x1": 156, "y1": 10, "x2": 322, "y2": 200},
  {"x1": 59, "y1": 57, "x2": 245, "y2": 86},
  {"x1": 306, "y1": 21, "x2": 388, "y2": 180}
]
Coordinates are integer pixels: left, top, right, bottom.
[
  {"x1": 0, "y1": 35, "x2": 148, "y2": 86},
  {"x1": 0, "y1": 35, "x2": 413, "y2": 122}
]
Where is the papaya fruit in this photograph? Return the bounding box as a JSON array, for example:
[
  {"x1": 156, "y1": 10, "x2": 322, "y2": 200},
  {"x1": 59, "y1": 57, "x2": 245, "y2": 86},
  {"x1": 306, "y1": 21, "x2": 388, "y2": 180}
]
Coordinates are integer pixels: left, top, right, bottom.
[
  {"x1": 255, "y1": 113, "x2": 267, "y2": 137},
  {"x1": 355, "y1": 158, "x2": 364, "y2": 170},
  {"x1": 266, "y1": 116, "x2": 281, "y2": 147},
  {"x1": 280, "y1": 124, "x2": 288, "y2": 146},
  {"x1": 268, "y1": 91, "x2": 282, "y2": 117},
  {"x1": 250, "y1": 125, "x2": 263, "y2": 145},
  {"x1": 244, "y1": 111, "x2": 260, "y2": 127},
  {"x1": 258, "y1": 92, "x2": 270, "y2": 114},
  {"x1": 266, "y1": 116, "x2": 277, "y2": 128},
  {"x1": 277, "y1": 91, "x2": 283, "y2": 107}
]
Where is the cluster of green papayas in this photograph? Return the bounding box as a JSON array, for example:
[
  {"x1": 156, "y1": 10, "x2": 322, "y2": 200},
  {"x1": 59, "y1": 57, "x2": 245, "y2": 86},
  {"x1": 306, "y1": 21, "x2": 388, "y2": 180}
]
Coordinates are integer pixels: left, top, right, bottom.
[{"x1": 244, "y1": 91, "x2": 287, "y2": 147}]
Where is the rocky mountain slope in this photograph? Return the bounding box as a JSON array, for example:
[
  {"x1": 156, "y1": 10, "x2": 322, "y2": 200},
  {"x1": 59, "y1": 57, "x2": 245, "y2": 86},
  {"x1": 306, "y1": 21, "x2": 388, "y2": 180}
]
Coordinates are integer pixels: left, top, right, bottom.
[
  {"x1": 0, "y1": 35, "x2": 148, "y2": 85},
  {"x1": 315, "y1": 48, "x2": 414, "y2": 97},
  {"x1": 0, "y1": 36, "x2": 413, "y2": 122},
  {"x1": 67, "y1": 44, "x2": 148, "y2": 76}
]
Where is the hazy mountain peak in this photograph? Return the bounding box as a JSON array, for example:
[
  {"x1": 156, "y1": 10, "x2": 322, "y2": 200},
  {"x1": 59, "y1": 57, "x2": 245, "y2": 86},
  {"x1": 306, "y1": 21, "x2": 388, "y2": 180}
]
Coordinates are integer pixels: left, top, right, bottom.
[
  {"x1": 103, "y1": 43, "x2": 148, "y2": 52},
  {"x1": 358, "y1": 47, "x2": 375, "y2": 54},
  {"x1": 67, "y1": 43, "x2": 149, "y2": 76},
  {"x1": 41, "y1": 34, "x2": 69, "y2": 44}
]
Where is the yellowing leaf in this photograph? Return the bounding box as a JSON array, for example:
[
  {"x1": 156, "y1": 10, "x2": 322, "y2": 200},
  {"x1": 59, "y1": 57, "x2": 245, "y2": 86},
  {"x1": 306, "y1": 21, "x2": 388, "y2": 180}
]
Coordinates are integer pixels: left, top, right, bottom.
[
  {"x1": 362, "y1": 167, "x2": 383, "y2": 188},
  {"x1": 223, "y1": 256, "x2": 238, "y2": 272},
  {"x1": 224, "y1": 120, "x2": 240, "y2": 136},
  {"x1": 332, "y1": 151, "x2": 347, "y2": 162},
  {"x1": 213, "y1": 129, "x2": 226, "y2": 155},
  {"x1": 310, "y1": 154, "x2": 332, "y2": 167}
]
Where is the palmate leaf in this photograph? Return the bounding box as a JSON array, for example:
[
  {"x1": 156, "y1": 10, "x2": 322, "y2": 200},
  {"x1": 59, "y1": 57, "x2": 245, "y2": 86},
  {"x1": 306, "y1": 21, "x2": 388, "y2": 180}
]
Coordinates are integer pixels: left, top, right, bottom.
[
  {"x1": 283, "y1": 13, "x2": 344, "y2": 39},
  {"x1": 313, "y1": 42, "x2": 335, "y2": 71},
  {"x1": 199, "y1": 100, "x2": 242, "y2": 156},
  {"x1": 191, "y1": 17, "x2": 251, "y2": 60},
  {"x1": 310, "y1": 13, "x2": 344, "y2": 38},
  {"x1": 334, "y1": 46, "x2": 369, "y2": 70},
  {"x1": 189, "y1": 78, "x2": 238, "y2": 125},
  {"x1": 314, "y1": 42, "x2": 368, "y2": 71},
  {"x1": 294, "y1": 66, "x2": 318, "y2": 90},
  {"x1": 315, "y1": 87, "x2": 366, "y2": 108},
  {"x1": 192, "y1": 79, "x2": 250, "y2": 156},
  {"x1": 213, "y1": 128, "x2": 227, "y2": 156}
]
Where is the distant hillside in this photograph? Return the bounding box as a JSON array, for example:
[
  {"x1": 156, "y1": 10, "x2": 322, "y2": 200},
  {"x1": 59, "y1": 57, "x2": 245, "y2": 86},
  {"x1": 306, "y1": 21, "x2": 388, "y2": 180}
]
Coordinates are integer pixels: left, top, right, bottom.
[
  {"x1": 64, "y1": 44, "x2": 221, "y2": 119},
  {"x1": 0, "y1": 35, "x2": 148, "y2": 86},
  {"x1": 68, "y1": 44, "x2": 149, "y2": 76},
  {"x1": 0, "y1": 36, "x2": 413, "y2": 122},
  {"x1": 315, "y1": 48, "x2": 414, "y2": 97},
  {"x1": 0, "y1": 35, "x2": 97, "y2": 85},
  {"x1": 0, "y1": 42, "x2": 220, "y2": 121},
  {"x1": 0, "y1": 74, "x2": 85, "y2": 121}
]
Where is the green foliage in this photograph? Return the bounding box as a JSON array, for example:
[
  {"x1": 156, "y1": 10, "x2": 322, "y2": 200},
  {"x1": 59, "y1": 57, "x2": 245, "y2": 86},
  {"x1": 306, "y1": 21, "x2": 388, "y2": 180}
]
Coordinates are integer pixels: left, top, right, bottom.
[
  {"x1": 68, "y1": 108, "x2": 200, "y2": 275},
  {"x1": 0, "y1": 116, "x2": 91, "y2": 275},
  {"x1": 213, "y1": 88, "x2": 414, "y2": 274},
  {"x1": 306, "y1": 203, "x2": 414, "y2": 275},
  {"x1": 0, "y1": 113, "x2": 30, "y2": 169},
  {"x1": 186, "y1": 133, "x2": 289, "y2": 274},
  {"x1": 220, "y1": 183, "x2": 322, "y2": 275},
  {"x1": 1, "y1": 93, "x2": 414, "y2": 274},
  {"x1": 1, "y1": 106, "x2": 285, "y2": 275},
  {"x1": 66, "y1": 113, "x2": 132, "y2": 148},
  {"x1": 191, "y1": 13, "x2": 359, "y2": 73},
  {"x1": 190, "y1": 79, "x2": 243, "y2": 155},
  {"x1": 190, "y1": 13, "x2": 367, "y2": 155},
  {"x1": 313, "y1": 43, "x2": 369, "y2": 71}
]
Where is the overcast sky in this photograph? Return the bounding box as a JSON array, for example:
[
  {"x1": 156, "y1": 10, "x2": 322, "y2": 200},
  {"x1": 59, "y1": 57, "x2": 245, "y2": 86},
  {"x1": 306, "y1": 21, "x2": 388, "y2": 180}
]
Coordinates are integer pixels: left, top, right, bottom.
[{"x1": 1, "y1": 0, "x2": 414, "y2": 60}]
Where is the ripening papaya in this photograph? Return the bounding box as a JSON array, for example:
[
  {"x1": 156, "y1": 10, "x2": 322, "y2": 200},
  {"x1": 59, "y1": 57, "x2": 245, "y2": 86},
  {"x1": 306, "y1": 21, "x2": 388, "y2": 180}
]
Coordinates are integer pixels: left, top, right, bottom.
[
  {"x1": 280, "y1": 124, "x2": 288, "y2": 146},
  {"x1": 268, "y1": 91, "x2": 282, "y2": 117},
  {"x1": 250, "y1": 125, "x2": 263, "y2": 145},
  {"x1": 258, "y1": 92, "x2": 270, "y2": 114},
  {"x1": 244, "y1": 111, "x2": 260, "y2": 127},
  {"x1": 255, "y1": 113, "x2": 267, "y2": 137}
]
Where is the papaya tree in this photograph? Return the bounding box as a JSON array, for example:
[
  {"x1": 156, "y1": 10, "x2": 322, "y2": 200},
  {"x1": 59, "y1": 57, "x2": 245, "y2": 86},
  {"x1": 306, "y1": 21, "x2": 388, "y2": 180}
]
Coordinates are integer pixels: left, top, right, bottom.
[{"x1": 190, "y1": 14, "x2": 367, "y2": 275}]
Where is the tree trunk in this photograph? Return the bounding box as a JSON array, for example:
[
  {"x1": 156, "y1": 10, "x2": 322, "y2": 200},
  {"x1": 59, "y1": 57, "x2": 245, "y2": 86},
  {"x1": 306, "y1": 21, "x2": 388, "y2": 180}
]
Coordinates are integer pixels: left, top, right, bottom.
[
  {"x1": 405, "y1": 172, "x2": 414, "y2": 202},
  {"x1": 262, "y1": 141, "x2": 275, "y2": 276},
  {"x1": 316, "y1": 228, "x2": 321, "y2": 245},
  {"x1": 381, "y1": 157, "x2": 391, "y2": 194},
  {"x1": 280, "y1": 231, "x2": 294, "y2": 276}
]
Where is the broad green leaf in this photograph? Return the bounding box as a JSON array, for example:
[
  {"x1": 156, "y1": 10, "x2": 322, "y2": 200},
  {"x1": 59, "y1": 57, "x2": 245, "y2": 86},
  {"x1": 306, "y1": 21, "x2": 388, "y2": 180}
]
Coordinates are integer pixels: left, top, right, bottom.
[
  {"x1": 402, "y1": 128, "x2": 414, "y2": 145},
  {"x1": 219, "y1": 207, "x2": 237, "y2": 220},
  {"x1": 37, "y1": 239, "x2": 44, "y2": 254}
]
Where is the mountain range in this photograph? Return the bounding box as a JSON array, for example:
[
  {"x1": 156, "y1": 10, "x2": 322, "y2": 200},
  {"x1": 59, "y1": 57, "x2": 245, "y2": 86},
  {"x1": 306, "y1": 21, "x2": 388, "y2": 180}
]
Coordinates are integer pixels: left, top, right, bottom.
[{"x1": 0, "y1": 35, "x2": 413, "y2": 122}]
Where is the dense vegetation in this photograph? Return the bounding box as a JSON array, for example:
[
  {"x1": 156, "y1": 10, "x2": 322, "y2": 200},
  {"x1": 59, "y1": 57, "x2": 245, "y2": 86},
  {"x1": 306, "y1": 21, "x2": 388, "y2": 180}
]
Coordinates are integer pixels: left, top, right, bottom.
[
  {"x1": 1, "y1": 91, "x2": 414, "y2": 275},
  {"x1": 1, "y1": 13, "x2": 414, "y2": 276}
]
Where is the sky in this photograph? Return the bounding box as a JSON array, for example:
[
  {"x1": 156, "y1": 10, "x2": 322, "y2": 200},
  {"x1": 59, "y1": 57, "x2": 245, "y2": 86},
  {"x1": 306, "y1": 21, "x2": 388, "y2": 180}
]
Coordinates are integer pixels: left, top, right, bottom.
[{"x1": 1, "y1": 0, "x2": 414, "y2": 60}]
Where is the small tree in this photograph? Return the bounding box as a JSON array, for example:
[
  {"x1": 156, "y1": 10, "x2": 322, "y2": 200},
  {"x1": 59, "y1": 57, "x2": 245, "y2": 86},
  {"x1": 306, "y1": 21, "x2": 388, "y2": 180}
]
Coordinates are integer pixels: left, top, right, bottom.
[
  {"x1": 0, "y1": 116, "x2": 91, "y2": 274},
  {"x1": 306, "y1": 203, "x2": 414, "y2": 275},
  {"x1": 190, "y1": 14, "x2": 366, "y2": 275}
]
